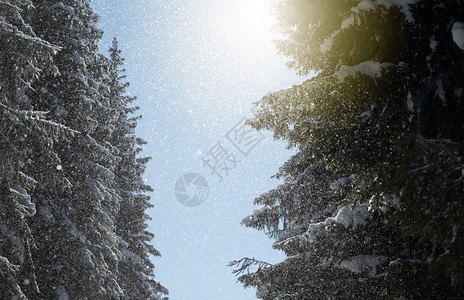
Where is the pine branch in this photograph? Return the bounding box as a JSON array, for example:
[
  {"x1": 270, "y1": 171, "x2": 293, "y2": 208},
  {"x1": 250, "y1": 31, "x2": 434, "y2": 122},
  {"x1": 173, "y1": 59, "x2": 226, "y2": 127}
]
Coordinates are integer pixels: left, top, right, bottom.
[{"x1": 228, "y1": 257, "x2": 274, "y2": 275}]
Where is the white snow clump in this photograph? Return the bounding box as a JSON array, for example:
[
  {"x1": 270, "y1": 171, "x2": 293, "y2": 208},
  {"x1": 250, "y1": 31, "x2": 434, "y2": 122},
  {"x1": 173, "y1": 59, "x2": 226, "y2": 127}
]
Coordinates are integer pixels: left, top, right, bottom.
[{"x1": 452, "y1": 22, "x2": 464, "y2": 50}]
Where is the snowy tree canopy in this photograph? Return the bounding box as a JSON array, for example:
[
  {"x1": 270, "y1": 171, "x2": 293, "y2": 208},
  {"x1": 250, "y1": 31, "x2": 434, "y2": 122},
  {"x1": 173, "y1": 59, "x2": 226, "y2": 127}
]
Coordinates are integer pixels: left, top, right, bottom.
[
  {"x1": 1, "y1": 1, "x2": 166, "y2": 299},
  {"x1": 233, "y1": 0, "x2": 464, "y2": 299}
]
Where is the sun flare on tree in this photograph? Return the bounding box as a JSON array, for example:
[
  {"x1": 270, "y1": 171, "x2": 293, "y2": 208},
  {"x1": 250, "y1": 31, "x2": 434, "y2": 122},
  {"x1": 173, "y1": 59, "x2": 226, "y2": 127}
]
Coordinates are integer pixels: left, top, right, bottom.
[{"x1": 231, "y1": 1, "x2": 464, "y2": 299}]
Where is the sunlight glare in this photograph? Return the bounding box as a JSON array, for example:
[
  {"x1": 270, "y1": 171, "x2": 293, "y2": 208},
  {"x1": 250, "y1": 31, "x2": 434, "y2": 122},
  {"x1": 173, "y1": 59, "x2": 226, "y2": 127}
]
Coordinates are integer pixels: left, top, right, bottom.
[{"x1": 231, "y1": 0, "x2": 275, "y2": 40}]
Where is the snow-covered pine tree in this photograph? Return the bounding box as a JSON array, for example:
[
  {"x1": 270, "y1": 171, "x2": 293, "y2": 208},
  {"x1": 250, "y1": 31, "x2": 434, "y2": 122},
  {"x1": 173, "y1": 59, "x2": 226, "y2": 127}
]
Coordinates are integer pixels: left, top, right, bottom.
[
  {"x1": 25, "y1": 1, "x2": 124, "y2": 298},
  {"x1": 233, "y1": 0, "x2": 464, "y2": 298},
  {"x1": 0, "y1": 1, "x2": 72, "y2": 298},
  {"x1": 231, "y1": 150, "x2": 438, "y2": 299},
  {"x1": 107, "y1": 37, "x2": 168, "y2": 299}
]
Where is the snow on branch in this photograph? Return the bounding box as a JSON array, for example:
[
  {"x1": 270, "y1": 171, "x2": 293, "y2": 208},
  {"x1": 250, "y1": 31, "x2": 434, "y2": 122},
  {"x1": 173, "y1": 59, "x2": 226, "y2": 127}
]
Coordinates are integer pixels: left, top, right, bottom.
[
  {"x1": 0, "y1": 255, "x2": 20, "y2": 275},
  {"x1": 452, "y1": 22, "x2": 464, "y2": 50},
  {"x1": 275, "y1": 204, "x2": 372, "y2": 252},
  {"x1": 0, "y1": 21, "x2": 61, "y2": 53},
  {"x1": 337, "y1": 254, "x2": 388, "y2": 275},
  {"x1": 352, "y1": 0, "x2": 419, "y2": 22},
  {"x1": 321, "y1": 0, "x2": 418, "y2": 53},
  {"x1": 0, "y1": 0, "x2": 22, "y2": 12},
  {"x1": 0, "y1": 102, "x2": 80, "y2": 136},
  {"x1": 335, "y1": 61, "x2": 404, "y2": 83}
]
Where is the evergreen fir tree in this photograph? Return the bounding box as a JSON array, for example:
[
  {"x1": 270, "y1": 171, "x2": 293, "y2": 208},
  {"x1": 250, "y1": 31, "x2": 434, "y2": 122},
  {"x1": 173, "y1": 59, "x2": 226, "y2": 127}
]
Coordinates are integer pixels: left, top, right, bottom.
[
  {"x1": 0, "y1": 1, "x2": 70, "y2": 298},
  {"x1": 108, "y1": 37, "x2": 168, "y2": 300},
  {"x1": 231, "y1": 151, "x2": 436, "y2": 299},
  {"x1": 26, "y1": 1, "x2": 123, "y2": 298},
  {"x1": 233, "y1": 1, "x2": 464, "y2": 298},
  {"x1": 1, "y1": 1, "x2": 167, "y2": 299}
]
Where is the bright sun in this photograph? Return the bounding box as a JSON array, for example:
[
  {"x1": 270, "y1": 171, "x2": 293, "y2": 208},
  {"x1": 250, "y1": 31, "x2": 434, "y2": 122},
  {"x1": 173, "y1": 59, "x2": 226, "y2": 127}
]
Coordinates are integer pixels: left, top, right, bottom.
[{"x1": 231, "y1": 0, "x2": 275, "y2": 40}]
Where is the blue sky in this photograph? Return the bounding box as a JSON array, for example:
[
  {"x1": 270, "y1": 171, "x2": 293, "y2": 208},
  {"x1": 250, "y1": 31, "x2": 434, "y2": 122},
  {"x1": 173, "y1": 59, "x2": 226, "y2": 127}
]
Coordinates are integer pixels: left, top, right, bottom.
[{"x1": 91, "y1": 1, "x2": 304, "y2": 299}]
